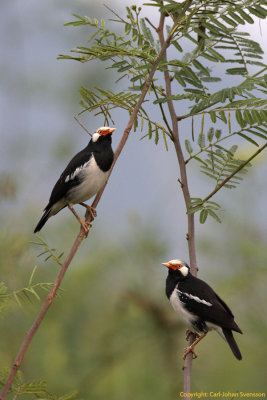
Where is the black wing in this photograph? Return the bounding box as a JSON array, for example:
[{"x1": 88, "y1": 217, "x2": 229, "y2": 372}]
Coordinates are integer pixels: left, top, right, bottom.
[
  {"x1": 178, "y1": 276, "x2": 241, "y2": 332},
  {"x1": 45, "y1": 144, "x2": 93, "y2": 209}
]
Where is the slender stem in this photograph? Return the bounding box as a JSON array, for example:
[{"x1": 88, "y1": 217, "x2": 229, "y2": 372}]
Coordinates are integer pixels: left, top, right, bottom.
[
  {"x1": 151, "y1": 82, "x2": 174, "y2": 137},
  {"x1": 145, "y1": 17, "x2": 157, "y2": 32},
  {"x1": 74, "y1": 115, "x2": 93, "y2": 137},
  {"x1": 200, "y1": 141, "x2": 267, "y2": 205},
  {"x1": 0, "y1": 13, "x2": 182, "y2": 400},
  {"x1": 157, "y1": 1, "x2": 195, "y2": 397}
]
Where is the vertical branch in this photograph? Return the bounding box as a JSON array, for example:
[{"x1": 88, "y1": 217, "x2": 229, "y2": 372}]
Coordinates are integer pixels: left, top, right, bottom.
[{"x1": 157, "y1": 1, "x2": 196, "y2": 396}]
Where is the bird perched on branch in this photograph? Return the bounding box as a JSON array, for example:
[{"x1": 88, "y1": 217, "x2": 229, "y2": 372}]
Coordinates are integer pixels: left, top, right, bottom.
[
  {"x1": 161, "y1": 259, "x2": 242, "y2": 360},
  {"x1": 34, "y1": 126, "x2": 116, "y2": 234}
]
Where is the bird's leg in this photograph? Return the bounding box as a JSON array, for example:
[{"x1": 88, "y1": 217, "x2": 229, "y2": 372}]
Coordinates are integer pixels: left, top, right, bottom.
[
  {"x1": 68, "y1": 205, "x2": 90, "y2": 236},
  {"x1": 79, "y1": 203, "x2": 97, "y2": 219},
  {"x1": 183, "y1": 333, "x2": 207, "y2": 360},
  {"x1": 185, "y1": 329, "x2": 194, "y2": 341}
]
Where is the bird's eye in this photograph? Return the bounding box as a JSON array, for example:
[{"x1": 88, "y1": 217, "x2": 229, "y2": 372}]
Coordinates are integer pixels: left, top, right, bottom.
[{"x1": 99, "y1": 130, "x2": 102, "y2": 134}]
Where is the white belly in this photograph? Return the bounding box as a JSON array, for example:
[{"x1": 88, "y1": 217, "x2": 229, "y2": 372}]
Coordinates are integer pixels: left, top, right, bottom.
[
  {"x1": 170, "y1": 288, "x2": 197, "y2": 327},
  {"x1": 67, "y1": 156, "x2": 108, "y2": 204}
]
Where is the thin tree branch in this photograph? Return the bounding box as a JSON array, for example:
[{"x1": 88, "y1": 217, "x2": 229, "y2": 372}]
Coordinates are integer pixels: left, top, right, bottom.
[
  {"x1": 151, "y1": 82, "x2": 174, "y2": 138},
  {"x1": 74, "y1": 115, "x2": 93, "y2": 137},
  {"x1": 103, "y1": 4, "x2": 128, "y2": 24},
  {"x1": 157, "y1": 1, "x2": 195, "y2": 397},
  {"x1": 0, "y1": 13, "x2": 182, "y2": 400},
  {"x1": 145, "y1": 17, "x2": 157, "y2": 32},
  {"x1": 199, "y1": 141, "x2": 267, "y2": 206}
]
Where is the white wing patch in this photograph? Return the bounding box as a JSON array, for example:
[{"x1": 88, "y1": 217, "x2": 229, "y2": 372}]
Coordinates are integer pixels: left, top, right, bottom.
[
  {"x1": 65, "y1": 159, "x2": 91, "y2": 183},
  {"x1": 170, "y1": 290, "x2": 196, "y2": 326},
  {"x1": 177, "y1": 290, "x2": 212, "y2": 307}
]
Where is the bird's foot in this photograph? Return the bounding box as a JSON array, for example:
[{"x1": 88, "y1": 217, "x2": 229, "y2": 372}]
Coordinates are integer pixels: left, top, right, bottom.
[
  {"x1": 80, "y1": 220, "x2": 91, "y2": 237},
  {"x1": 182, "y1": 333, "x2": 207, "y2": 360},
  {"x1": 89, "y1": 206, "x2": 97, "y2": 219},
  {"x1": 183, "y1": 345, "x2": 198, "y2": 360},
  {"x1": 79, "y1": 203, "x2": 97, "y2": 219},
  {"x1": 68, "y1": 205, "x2": 91, "y2": 237}
]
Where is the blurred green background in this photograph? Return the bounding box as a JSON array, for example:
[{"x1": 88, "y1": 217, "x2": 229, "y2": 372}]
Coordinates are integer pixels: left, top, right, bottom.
[{"x1": 1, "y1": 1, "x2": 267, "y2": 399}]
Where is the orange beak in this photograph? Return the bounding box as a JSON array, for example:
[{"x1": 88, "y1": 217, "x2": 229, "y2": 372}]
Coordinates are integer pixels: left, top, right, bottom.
[{"x1": 162, "y1": 262, "x2": 170, "y2": 267}]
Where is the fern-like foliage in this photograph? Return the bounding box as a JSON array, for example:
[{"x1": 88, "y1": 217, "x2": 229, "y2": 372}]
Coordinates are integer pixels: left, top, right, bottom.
[
  {"x1": 200, "y1": 145, "x2": 250, "y2": 189},
  {"x1": 58, "y1": 1, "x2": 267, "y2": 224},
  {"x1": 0, "y1": 266, "x2": 55, "y2": 312},
  {"x1": 0, "y1": 370, "x2": 79, "y2": 399},
  {"x1": 31, "y1": 235, "x2": 64, "y2": 265}
]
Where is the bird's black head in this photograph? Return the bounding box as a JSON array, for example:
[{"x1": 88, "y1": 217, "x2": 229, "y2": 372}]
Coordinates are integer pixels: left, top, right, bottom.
[
  {"x1": 92, "y1": 126, "x2": 116, "y2": 143},
  {"x1": 161, "y1": 259, "x2": 190, "y2": 280}
]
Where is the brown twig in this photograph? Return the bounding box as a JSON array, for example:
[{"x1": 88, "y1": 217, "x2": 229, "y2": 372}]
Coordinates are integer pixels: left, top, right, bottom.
[
  {"x1": 0, "y1": 14, "x2": 182, "y2": 400},
  {"x1": 198, "y1": 141, "x2": 267, "y2": 207},
  {"x1": 156, "y1": 0, "x2": 195, "y2": 397},
  {"x1": 74, "y1": 115, "x2": 93, "y2": 137},
  {"x1": 103, "y1": 4, "x2": 128, "y2": 24},
  {"x1": 145, "y1": 17, "x2": 158, "y2": 32}
]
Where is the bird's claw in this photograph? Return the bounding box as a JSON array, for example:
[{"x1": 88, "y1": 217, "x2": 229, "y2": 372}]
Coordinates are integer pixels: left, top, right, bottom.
[
  {"x1": 79, "y1": 203, "x2": 97, "y2": 219},
  {"x1": 80, "y1": 220, "x2": 91, "y2": 237},
  {"x1": 90, "y1": 207, "x2": 97, "y2": 218},
  {"x1": 185, "y1": 329, "x2": 192, "y2": 341},
  {"x1": 183, "y1": 346, "x2": 198, "y2": 360}
]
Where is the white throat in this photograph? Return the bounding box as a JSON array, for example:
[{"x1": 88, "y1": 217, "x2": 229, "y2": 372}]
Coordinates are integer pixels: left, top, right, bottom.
[
  {"x1": 180, "y1": 266, "x2": 189, "y2": 277},
  {"x1": 92, "y1": 133, "x2": 100, "y2": 142}
]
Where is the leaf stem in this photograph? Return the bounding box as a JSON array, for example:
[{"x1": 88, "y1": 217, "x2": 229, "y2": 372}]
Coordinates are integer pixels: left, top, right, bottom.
[{"x1": 201, "y1": 141, "x2": 267, "y2": 205}]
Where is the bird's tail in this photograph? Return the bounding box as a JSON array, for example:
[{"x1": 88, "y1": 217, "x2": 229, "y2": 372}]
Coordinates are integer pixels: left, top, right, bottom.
[
  {"x1": 34, "y1": 207, "x2": 51, "y2": 233},
  {"x1": 222, "y1": 328, "x2": 242, "y2": 360}
]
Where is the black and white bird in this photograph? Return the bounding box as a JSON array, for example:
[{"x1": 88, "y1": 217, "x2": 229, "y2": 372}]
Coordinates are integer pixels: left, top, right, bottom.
[
  {"x1": 34, "y1": 126, "x2": 116, "y2": 234},
  {"x1": 162, "y1": 259, "x2": 242, "y2": 360}
]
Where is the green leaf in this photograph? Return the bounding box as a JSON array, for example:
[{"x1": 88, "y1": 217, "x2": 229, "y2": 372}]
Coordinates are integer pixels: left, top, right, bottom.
[
  {"x1": 238, "y1": 9, "x2": 254, "y2": 24},
  {"x1": 162, "y1": 131, "x2": 169, "y2": 151},
  {"x1": 200, "y1": 209, "x2": 208, "y2": 224},
  {"x1": 198, "y1": 132, "x2": 205, "y2": 148},
  {"x1": 192, "y1": 59, "x2": 209, "y2": 75},
  {"x1": 155, "y1": 125, "x2": 159, "y2": 145},
  {"x1": 215, "y1": 129, "x2": 222, "y2": 139},
  {"x1": 226, "y1": 67, "x2": 247, "y2": 75},
  {"x1": 174, "y1": 73, "x2": 186, "y2": 87},
  {"x1": 209, "y1": 111, "x2": 216, "y2": 123},
  {"x1": 245, "y1": 129, "x2": 266, "y2": 140},
  {"x1": 171, "y1": 40, "x2": 183, "y2": 52},
  {"x1": 28, "y1": 266, "x2": 37, "y2": 286},
  {"x1": 188, "y1": 197, "x2": 203, "y2": 206},
  {"x1": 238, "y1": 133, "x2": 259, "y2": 147},
  {"x1": 248, "y1": 6, "x2": 267, "y2": 19},
  {"x1": 243, "y1": 110, "x2": 254, "y2": 125},
  {"x1": 235, "y1": 109, "x2": 244, "y2": 127},
  {"x1": 206, "y1": 209, "x2": 221, "y2": 223},
  {"x1": 228, "y1": 11, "x2": 245, "y2": 25},
  {"x1": 201, "y1": 171, "x2": 218, "y2": 181},
  {"x1": 219, "y1": 110, "x2": 227, "y2": 123},
  {"x1": 207, "y1": 127, "x2": 214, "y2": 143},
  {"x1": 251, "y1": 110, "x2": 262, "y2": 124},
  {"x1": 140, "y1": 18, "x2": 155, "y2": 46},
  {"x1": 220, "y1": 15, "x2": 237, "y2": 27},
  {"x1": 148, "y1": 120, "x2": 152, "y2": 139},
  {"x1": 206, "y1": 48, "x2": 225, "y2": 62},
  {"x1": 187, "y1": 205, "x2": 203, "y2": 215},
  {"x1": 193, "y1": 156, "x2": 208, "y2": 166},
  {"x1": 206, "y1": 200, "x2": 221, "y2": 209},
  {"x1": 185, "y1": 139, "x2": 193, "y2": 154}
]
